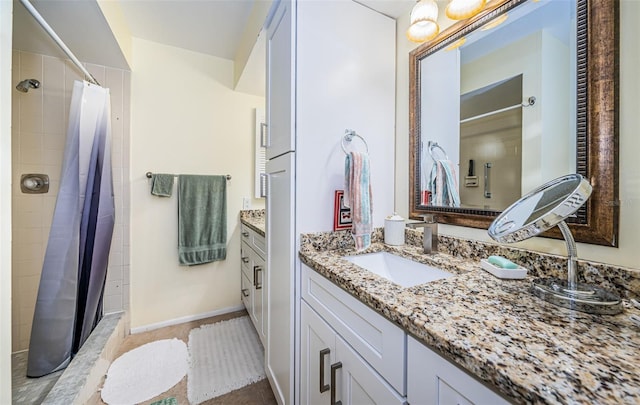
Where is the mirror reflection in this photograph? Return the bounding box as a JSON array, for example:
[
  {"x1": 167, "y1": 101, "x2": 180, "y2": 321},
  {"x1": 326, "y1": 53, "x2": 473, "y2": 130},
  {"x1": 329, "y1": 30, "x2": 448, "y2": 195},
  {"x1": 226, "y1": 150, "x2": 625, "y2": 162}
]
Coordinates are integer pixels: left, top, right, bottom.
[{"x1": 419, "y1": 0, "x2": 576, "y2": 211}]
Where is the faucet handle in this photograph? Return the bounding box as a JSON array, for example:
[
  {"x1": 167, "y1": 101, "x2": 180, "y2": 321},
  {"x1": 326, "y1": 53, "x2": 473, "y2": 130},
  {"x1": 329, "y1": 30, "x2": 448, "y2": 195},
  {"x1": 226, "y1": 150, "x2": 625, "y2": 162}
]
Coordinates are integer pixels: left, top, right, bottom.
[{"x1": 422, "y1": 214, "x2": 436, "y2": 223}]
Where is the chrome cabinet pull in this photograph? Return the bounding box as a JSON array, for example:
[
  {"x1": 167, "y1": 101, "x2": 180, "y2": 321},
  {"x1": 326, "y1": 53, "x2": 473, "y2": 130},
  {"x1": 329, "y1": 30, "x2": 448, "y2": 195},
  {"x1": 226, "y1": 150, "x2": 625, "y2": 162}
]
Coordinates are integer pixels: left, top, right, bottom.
[
  {"x1": 319, "y1": 348, "x2": 330, "y2": 393},
  {"x1": 260, "y1": 122, "x2": 268, "y2": 147},
  {"x1": 242, "y1": 231, "x2": 250, "y2": 238},
  {"x1": 241, "y1": 289, "x2": 249, "y2": 297},
  {"x1": 241, "y1": 256, "x2": 249, "y2": 264},
  {"x1": 330, "y1": 362, "x2": 342, "y2": 405},
  {"x1": 253, "y1": 265, "x2": 257, "y2": 287},
  {"x1": 484, "y1": 162, "x2": 492, "y2": 198},
  {"x1": 255, "y1": 266, "x2": 262, "y2": 290},
  {"x1": 259, "y1": 173, "x2": 267, "y2": 198}
]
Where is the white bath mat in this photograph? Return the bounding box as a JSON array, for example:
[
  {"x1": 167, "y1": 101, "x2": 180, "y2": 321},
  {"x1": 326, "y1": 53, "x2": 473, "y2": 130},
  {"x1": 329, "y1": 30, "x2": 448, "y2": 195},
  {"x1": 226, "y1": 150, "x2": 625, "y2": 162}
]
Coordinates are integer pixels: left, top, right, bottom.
[
  {"x1": 101, "y1": 338, "x2": 188, "y2": 405},
  {"x1": 187, "y1": 316, "x2": 265, "y2": 404}
]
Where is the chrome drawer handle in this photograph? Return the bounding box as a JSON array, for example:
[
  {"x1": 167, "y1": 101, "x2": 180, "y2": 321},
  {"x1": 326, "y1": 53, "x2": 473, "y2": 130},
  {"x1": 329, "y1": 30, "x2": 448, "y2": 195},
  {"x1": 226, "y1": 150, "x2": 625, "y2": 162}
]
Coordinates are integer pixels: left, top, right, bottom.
[
  {"x1": 241, "y1": 289, "x2": 249, "y2": 297},
  {"x1": 242, "y1": 231, "x2": 250, "y2": 237},
  {"x1": 254, "y1": 266, "x2": 262, "y2": 290},
  {"x1": 242, "y1": 256, "x2": 249, "y2": 264}
]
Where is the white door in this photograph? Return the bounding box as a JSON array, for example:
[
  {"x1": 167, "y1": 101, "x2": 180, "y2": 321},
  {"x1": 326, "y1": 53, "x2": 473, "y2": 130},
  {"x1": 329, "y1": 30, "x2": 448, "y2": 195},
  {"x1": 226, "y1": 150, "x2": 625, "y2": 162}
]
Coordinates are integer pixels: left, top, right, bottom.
[
  {"x1": 300, "y1": 302, "x2": 336, "y2": 405},
  {"x1": 407, "y1": 336, "x2": 509, "y2": 405},
  {"x1": 266, "y1": 152, "x2": 295, "y2": 404},
  {"x1": 335, "y1": 336, "x2": 406, "y2": 405},
  {"x1": 266, "y1": 0, "x2": 294, "y2": 160}
]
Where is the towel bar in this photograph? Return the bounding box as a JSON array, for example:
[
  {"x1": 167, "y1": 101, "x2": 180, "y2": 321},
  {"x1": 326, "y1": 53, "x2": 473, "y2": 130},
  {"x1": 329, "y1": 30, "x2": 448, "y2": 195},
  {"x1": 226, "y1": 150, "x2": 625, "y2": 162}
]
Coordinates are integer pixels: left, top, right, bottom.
[
  {"x1": 341, "y1": 129, "x2": 369, "y2": 155},
  {"x1": 145, "y1": 172, "x2": 231, "y2": 180}
]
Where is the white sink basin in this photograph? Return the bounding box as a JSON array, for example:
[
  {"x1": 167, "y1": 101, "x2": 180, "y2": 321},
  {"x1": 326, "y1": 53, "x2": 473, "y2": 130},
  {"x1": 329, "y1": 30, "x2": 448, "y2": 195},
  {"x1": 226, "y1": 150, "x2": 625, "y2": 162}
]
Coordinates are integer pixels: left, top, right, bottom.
[{"x1": 343, "y1": 252, "x2": 453, "y2": 287}]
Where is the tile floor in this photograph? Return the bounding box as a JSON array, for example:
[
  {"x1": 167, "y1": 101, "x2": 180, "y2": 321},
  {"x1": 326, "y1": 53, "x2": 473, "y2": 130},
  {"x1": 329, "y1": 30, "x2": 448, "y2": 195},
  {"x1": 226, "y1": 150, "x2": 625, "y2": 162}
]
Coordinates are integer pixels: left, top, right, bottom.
[
  {"x1": 89, "y1": 309, "x2": 278, "y2": 405},
  {"x1": 12, "y1": 351, "x2": 62, "y2": 404}
]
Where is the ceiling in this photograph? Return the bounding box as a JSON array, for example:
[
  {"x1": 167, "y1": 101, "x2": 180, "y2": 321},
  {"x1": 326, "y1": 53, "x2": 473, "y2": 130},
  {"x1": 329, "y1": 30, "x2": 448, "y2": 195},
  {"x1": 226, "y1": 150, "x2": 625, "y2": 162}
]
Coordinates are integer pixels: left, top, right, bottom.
[
  {"x1": 11, "y1": 0, "x2": 414, "y2": 94},
  {"x1": 117, "y1": 0, "x2": 255, "y2": 61},
  {"x1": 12, "y1": 0, "x2": 130, "y2": 69}
]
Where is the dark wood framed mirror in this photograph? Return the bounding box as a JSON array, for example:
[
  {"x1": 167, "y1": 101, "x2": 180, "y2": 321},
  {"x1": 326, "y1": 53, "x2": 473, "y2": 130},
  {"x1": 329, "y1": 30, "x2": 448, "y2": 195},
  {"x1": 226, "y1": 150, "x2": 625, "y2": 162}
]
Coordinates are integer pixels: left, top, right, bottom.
[{"x1": 409, "y1": 0, "x2": 619, "y2": 246}]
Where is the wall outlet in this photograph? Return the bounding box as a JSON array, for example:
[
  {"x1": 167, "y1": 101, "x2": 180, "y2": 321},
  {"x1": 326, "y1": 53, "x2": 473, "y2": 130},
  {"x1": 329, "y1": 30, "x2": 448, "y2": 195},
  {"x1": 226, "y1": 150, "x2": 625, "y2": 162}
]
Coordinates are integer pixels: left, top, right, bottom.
[{"x1": 242, "y1": 197, "x2": 251, "y2": 210}]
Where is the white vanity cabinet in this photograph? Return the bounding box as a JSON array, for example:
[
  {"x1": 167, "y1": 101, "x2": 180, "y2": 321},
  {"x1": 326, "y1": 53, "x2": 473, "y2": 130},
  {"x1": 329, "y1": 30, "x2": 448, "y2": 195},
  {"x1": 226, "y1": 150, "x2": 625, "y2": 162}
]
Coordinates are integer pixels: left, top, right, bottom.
[
  {"x1": 407, "y1": 336, "x2": 511, "y2": 405},
  {"x1": 301, "y1": 302, "x2": 405, "y2": 405},
  {"x1": 302, "y1": 263, "x2": 512, "y2": 405},
  {"x1": 240, "y1": 224, "x2": 266, "y2": 345},
  {"x1": 301, "y1": 264, "x2": 406, "y2": 404}
]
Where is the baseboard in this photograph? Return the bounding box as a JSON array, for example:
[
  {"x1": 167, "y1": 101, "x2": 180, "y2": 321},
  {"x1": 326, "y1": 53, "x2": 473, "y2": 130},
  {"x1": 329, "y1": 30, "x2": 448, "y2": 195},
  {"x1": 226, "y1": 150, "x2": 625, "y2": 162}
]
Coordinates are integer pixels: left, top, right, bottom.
[{"x1": 130, "y1": 305, "x2": 246, "y2": 334}]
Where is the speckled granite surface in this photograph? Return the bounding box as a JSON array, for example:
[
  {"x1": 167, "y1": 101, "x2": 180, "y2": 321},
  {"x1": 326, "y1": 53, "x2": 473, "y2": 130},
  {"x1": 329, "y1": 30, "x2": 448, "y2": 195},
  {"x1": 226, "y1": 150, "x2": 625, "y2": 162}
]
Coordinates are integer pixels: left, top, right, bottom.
[
  {"x1": 299, "y1": 228, "x2": 640, "y2": 404},
  {"x1": 240, "y1": 209, "x2": 265, "y2": 236}
]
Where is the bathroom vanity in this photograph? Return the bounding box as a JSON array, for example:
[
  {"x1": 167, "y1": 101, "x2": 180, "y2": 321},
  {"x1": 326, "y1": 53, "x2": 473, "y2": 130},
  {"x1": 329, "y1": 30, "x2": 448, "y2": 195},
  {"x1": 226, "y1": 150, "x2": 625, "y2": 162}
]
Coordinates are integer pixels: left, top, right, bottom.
[
  {"x1": 240, "y1": 210, "x2": 266, "y2": 345},
  {"x1": 299, "y1": 229, "x2": 640, "y2": 404}
]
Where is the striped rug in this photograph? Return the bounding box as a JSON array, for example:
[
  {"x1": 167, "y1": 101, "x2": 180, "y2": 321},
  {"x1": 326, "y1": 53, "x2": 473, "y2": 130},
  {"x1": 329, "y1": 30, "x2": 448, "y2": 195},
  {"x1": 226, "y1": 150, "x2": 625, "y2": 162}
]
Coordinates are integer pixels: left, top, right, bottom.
[{"x1": 187, "y1": 316, "x2": 265, "y2": 404}]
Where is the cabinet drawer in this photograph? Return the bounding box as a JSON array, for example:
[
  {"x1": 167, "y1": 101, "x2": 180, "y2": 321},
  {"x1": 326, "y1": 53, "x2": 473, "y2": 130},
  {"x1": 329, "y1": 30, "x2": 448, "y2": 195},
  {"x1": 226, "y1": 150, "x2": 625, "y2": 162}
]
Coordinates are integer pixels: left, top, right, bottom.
[
  {"x1": 301, "y1": 264, "x2": 405, "y2": 395},
  {"x1": 240, "y1": 242, "x2": 252, "y2": 279},
  {"x1": 241, "y1": 271, "x2": 252, "y2": 311},
  {"x1": 241, "y1": 225, "x2": 266, "y2": 259}
]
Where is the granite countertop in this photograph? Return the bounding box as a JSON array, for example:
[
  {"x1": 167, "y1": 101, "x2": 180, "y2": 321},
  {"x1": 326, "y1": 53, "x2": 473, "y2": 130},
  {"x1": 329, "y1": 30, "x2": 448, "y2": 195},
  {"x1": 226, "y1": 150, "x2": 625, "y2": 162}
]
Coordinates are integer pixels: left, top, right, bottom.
[
  {"x1": 240, "y1": 209, "x2": 265, "y2": 237},
  {"x1": 299, "y1": 231, "x2": 640, "y2": 404}
]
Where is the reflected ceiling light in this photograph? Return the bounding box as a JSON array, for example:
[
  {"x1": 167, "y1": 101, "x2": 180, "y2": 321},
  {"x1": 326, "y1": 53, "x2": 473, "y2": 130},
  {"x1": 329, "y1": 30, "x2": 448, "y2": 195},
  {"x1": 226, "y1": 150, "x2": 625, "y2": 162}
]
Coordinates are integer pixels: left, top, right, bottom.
[
  {"x1": 480, "y1": 13, "x2": 508, "y2": 30},
  {"x1": 445, "y1": 37, "x2": 467, "y2": 51},
  {"x1": 446, "y1": 0, "x2": 486, "y2": 20},
  {"x1": 406, "y1": 0, "x2": 440, "y2": 43}
]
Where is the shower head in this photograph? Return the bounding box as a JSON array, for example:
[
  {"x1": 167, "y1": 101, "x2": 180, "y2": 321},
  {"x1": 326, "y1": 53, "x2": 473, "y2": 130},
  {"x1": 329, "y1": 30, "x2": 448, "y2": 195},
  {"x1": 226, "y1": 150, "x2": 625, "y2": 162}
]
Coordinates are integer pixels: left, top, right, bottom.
[{"x1": 16, "y1": 79, "x2": 40, "y2": 93}]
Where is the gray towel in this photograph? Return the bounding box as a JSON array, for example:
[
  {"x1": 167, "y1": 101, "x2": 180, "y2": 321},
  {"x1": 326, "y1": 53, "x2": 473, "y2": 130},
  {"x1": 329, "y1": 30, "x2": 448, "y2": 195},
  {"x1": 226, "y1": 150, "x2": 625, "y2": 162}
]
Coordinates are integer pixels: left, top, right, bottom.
[
  {"x1": 178, "y1": 175, "x2": 227, "y2": 265},
  {"x1": 151, "y1": 173, "x2": 174, "y2": 197}
]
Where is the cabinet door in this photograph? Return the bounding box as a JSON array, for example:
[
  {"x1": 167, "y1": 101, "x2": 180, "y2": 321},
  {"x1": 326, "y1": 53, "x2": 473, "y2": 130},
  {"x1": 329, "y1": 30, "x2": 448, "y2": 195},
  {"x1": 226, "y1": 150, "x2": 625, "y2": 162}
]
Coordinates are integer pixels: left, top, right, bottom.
[
  {"x1": 335, "y1": 336, "x2": 406, "y2": 405},
  {"x1": 265, "y1": 0, "x2": 294, "y2": 159},
  {"x1": 407, "y1": 336, "x2": 510, "y2": 405},
  {"x1": 265, "y1": 152, "x2": 295, "y2": 404},
  {"x1": 253, "y1": 252, "x2": 266, "y2": 345},
  {"x1": 301, "y1": 301, "x2": 336, "y2": 405}
]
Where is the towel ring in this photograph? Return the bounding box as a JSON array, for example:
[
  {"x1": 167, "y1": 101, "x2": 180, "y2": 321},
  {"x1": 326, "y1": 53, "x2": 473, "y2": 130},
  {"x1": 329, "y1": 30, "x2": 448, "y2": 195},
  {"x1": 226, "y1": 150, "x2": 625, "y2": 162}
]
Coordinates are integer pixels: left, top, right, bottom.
[
  {"x1": 427, "y1": 141, "x2": 449, "y2": 161},
  {"x1": 341, "y1": 129, "x2": 369, "y2": 155}
]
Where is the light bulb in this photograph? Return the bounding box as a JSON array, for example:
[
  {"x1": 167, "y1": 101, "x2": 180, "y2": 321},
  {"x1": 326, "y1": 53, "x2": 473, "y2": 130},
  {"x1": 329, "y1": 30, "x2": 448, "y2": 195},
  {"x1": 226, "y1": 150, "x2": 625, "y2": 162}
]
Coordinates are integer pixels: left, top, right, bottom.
[{"x1": 446, "y1": 0, "x2": 486, "y2": 20}]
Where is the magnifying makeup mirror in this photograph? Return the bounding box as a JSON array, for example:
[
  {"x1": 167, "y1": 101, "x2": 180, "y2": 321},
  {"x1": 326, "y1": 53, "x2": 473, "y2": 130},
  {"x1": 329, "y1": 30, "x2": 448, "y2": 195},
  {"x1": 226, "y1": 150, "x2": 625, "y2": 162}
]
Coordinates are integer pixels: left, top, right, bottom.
[{"x1": 488, "y1": 174, "x2": 622, "y2": 315}]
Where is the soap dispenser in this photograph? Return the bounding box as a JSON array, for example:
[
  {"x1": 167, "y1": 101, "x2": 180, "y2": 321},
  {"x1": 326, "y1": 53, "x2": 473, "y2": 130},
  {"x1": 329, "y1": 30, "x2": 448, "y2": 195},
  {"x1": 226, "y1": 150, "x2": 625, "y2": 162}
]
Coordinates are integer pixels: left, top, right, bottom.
[{"x1": 384, "y1": 212, "x2": 405, "y2": 245}]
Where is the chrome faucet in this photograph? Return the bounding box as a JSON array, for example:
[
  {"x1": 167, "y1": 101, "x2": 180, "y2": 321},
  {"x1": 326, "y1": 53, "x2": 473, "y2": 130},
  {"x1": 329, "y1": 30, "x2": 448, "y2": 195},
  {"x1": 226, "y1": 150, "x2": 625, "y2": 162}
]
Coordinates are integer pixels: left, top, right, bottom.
[{"x1": 407, "y1": 215, "x2": 438, "y2": 254}]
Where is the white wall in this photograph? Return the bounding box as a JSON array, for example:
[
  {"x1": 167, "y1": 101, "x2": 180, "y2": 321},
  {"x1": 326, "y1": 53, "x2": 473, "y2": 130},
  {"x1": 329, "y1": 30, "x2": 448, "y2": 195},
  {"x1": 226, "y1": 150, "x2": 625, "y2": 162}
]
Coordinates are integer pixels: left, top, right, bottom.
[
  {"x1": 1, "y1": 1, "x2": 13, "y2": 401},
  {"x1": 396, "y1": 0, "x2": 640, "y2": 269},
  {"x1": 129, "y1": 38, "x2": 265, "y2": 329},
  {"x1": 296, "y1": 1, "x2": 395, "y2": 233},
  {"x1": 421, "y1": 49, "x2": 460, "y2": 193},
  {"x1": 462, "y1": 33, "x2": 541, "y2": 194}
]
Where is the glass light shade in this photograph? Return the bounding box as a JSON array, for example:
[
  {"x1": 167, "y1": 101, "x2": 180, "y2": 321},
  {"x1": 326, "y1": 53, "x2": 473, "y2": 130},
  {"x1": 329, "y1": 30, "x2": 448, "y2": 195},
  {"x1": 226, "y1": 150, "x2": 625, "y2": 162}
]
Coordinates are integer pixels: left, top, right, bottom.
[
  {"x1": 410, "y1": 0, "x2": 438, "y2": 24},
  {"x1": 406, "y1": 18, "x2": 440, "y2": 43},
  {"x1": 446, "y1": 0, "x2": 486, "y2": 20}
]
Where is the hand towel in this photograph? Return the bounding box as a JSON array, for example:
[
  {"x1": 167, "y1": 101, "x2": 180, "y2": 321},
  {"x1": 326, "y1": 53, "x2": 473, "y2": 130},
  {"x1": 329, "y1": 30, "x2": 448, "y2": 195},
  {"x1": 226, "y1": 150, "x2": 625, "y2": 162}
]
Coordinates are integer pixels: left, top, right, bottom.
[
  {"x1": 428, "y1": 160, "x2": 460, "y2": 207},
  {"x1": 344, "y1": 151, "x2": 373, "y2": 250},
  {"x1": 151, "y1": 173, "x2": 175, "y2": 197},
  {"x1": 178, "y1": 175, "x2": 227, "y2": 265}
]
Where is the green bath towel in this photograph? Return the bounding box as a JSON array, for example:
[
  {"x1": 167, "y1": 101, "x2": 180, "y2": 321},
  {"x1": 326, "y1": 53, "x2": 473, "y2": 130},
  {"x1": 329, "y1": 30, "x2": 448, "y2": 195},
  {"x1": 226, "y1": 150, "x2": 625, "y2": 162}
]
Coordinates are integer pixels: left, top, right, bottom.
[
  {"x1": 178, "y1": 175, "x2": 227, "y2": 265},
  {"x1": 150, "y1": 173, "x2": 175, "y2": 197}
]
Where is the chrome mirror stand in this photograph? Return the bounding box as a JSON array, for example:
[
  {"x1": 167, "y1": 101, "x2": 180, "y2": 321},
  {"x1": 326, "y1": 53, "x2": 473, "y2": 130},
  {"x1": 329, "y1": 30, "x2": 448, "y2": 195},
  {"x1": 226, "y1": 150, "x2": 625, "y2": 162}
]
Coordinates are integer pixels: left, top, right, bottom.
[{"x1": 530, "y1": 221, "x2": 622, "y2": 315}]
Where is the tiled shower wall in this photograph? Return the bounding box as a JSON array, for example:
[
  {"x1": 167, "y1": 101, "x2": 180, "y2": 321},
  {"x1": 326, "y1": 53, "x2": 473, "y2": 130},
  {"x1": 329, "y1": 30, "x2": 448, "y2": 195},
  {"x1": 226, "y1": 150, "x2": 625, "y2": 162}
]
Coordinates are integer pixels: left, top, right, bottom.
[{"x1": 11, "y1": 50, "x2": 130, "y2": 352}]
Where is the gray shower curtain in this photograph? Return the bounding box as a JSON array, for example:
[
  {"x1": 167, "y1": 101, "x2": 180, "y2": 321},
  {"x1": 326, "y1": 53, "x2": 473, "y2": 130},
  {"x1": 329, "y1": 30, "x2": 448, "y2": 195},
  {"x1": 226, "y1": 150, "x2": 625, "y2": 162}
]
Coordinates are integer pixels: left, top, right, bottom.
[{"x1": 27, "y1": 81, "x2": 114, "y2": 377}]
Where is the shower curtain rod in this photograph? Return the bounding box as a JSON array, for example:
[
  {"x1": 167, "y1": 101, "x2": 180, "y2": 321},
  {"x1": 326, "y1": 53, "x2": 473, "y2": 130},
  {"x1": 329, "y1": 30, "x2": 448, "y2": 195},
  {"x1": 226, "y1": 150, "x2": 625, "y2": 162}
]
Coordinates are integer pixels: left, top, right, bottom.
[{"x1": 19, "y1": 0, "x2": 101, "y2": 86}]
